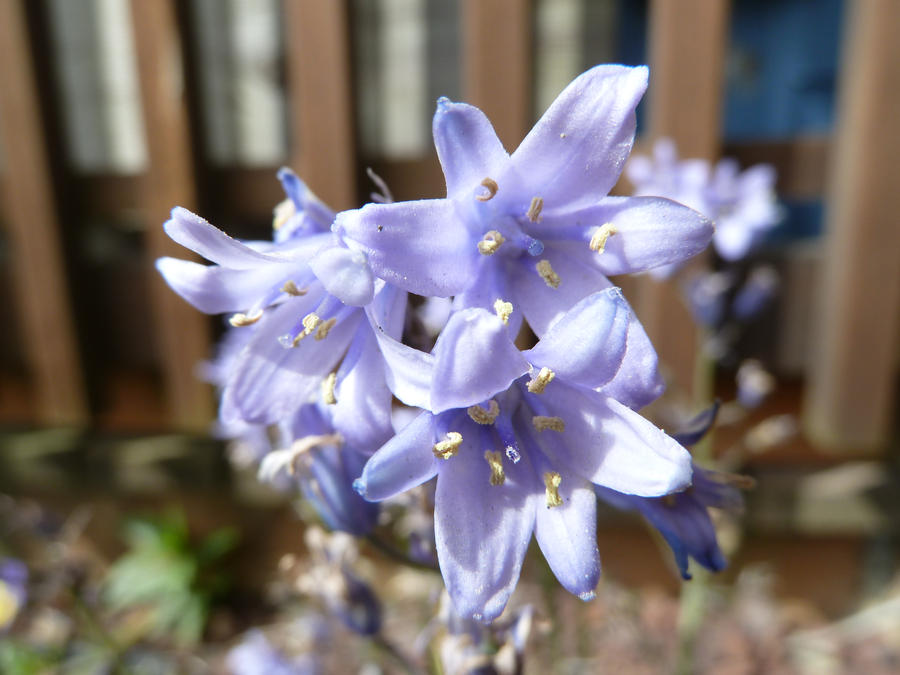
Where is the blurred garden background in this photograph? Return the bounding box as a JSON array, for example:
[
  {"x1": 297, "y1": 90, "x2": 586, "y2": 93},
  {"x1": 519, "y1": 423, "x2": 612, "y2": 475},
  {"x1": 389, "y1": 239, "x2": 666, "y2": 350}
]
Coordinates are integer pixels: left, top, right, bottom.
[{"x1": 1, "y1": 0, "x2": 898, "y2": 672}]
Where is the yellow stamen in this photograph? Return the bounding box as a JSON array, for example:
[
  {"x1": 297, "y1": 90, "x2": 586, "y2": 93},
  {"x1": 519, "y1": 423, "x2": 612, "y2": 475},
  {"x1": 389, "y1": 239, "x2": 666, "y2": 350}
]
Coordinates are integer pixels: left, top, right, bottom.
[
  {"x1": 433, "y1": 432, "x2": 463, "y2": 459},
  {"x1": 229, "y1": 310, "x2": 263, "y2": 327},
  {"x1": 315, "y1": 317, "x2": 337, "y2": 340},
  {"x1": 533, "y1": 415, "x2": 565, "y2": 432},
  {"x1": 526, "y1": 196, "x2": 543, "y2": 222},
  {"x1": 476, "y1": 177, "x2": 499, "y2": 201},
  {"x1": 544, "y1": 471, "x2": 563, "y2": 507},
  {"x1": 536, "y1": 259, "x2": 560, "y2": 288},
  {"x1": 484, "y1": 451, "x2": 505, "y2": 486},
  {"x1": 273, "y1": 197, "x2": 295, "y2": 230},
  {"x1": 477, "y1": 230, "x2": 505, "y2": 255},
  {"x1": 291, "y1": 312, "x2": 323, "y2": 346},
  {"x1": 588, "y1": 223, "x2": 617, "y2": 254},
  {"x1": 493, "y1": 299, "x2": 513, "y2": 325},
  {"x1": 467, "y1": 399, "x2": 500, "y2": 425},
  {"x1": 282, "y1": 280, "x2": 307, "y2": 296},
  {"x1": 527, "y1": 367, "x2": 555, "y2": 394},
  {"x1": 322, "y1": 372, "x2": 337, "y2": 405}
]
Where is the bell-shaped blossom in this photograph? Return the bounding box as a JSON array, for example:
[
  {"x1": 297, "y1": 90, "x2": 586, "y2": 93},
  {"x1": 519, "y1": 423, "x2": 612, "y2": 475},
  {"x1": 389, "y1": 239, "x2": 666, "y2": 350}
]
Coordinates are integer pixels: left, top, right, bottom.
[
  {"x1": 336, "y1": 65, "x2": 713, "y2": 337},
  {"x1": 353, "y1": 289, "x2": 693, "y2": 622},
  {"x1": 596, "y1": 403, "x2": 745, "y2": 579},
  {"x1": 628, "y1": 139, "x2": 781, "y2": 262}
]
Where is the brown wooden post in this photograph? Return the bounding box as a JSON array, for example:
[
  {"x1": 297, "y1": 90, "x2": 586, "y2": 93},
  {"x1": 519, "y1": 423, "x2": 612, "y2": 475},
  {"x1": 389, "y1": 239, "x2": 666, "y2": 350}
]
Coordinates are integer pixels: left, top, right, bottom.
[
  {"x1": 803, "y1": 0, "x2": 900, "y2": 451},
  {"x1": 638, "y1": 0, "x2": 731, "y2": 405},
  {"x1": 0, "y1": 0, "x2": 88, "y2": 426},
  {"x1": 284, "y1": 0, "x2": 357, "y2": 210},
  {"x1": 130, "y1": 0, "x2": 212, "y2": 430},
  {"x1": 461, "y1": 0, "x2": 532, "y2": 152}
]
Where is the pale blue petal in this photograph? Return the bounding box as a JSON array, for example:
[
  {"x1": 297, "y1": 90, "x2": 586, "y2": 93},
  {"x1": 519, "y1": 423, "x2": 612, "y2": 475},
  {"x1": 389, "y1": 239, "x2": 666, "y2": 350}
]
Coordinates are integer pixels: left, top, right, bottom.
[
  {"x1": 367, "y1": 304, "x2": 434, "y2": 409},
  {"x1": 597, "y1": 310, "x2": 665, "y2": 410},
  {"x1": 533, "y1": 472, "x2": 600, "y2": 599},
  {"x1": 510, "y1": 244, "x2": 614, "y2": 337},
  {"x1": 432, "y1": 97, "x2": 510, "y2": 198},
  {"x1": 165, "y1": 207, "x2": 290, "y2": 268},
  {"x1": 523, "y1": 288, "x2": 629, "y2": 390},
  {"x1": 541, "y1": 384, "x2": 692, "y2": 497},
  {"x1": 434, "y1": 428, "x2": 536, "y2": 622},
  {"x1": 512, "y1": 65, "x2": 648, "y2": 205},
  {"x1": 277, "y1": 166, "x2": 335, "y2": 230},
  {"x1": 334, "y1": 200, "x2": 478, "y2": 296},
  {"x1": 354, "y1": 411, "x2": 438, "y2": 501},
  {"x1": 155, "y1": 257, "x2": 293, "y2": 314},
  {"x1": 430, "y1": 309, "x2": 530, "y2": 413},
  {"x1": 309, "y1": 245, "x2": 375, "y2": 306},
  {"x1": 537, "y1": 196, "x2": 714, "y2": 276}
]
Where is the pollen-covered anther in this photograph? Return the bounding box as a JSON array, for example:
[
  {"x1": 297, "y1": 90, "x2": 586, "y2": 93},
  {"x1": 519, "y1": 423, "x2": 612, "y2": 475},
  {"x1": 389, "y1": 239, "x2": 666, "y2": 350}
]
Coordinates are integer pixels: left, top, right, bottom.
[
  {"x1": 433, "y1": 431, "x2": 463, "y2": 459},
  {"x1": 588, "y1": 222, "x2": 617, "y2": 254},
  {"x1": 527, "y1": 367, "x2": 556, "y2": 394},
  {"x1": 467, "y1": 399, "x2": 500, "y2": 425},
  {"x1": 533, "y1": 415, "x2": 565, "y2": 432},
  {"x1": 477, "y1": 230, "x2": 506, "y2": 255},
  {"x1": 484, "y1": 450, "x2": 506, "y2": 486},
  {"x1": 476, "y1": 177, "x2": 499, "y2": 202},
  {"x1": 543, "y1": 471, "x2": 563, "y2": 508},
  {"x1": 273, "y1": 197, "x2": 295, "y2": 230},
  {"x1": 290, "y1": 312, "x2": 322, "y2": 345},
  {"x1": 229, "y1": 309, "x2": 263, "y2": 327},
  {"x1": 314, "y1": 317, "x2": 337, "y2": 341},
  {"x1": 282, "y1": 280, "x2": 307, "y2": 296},
  {"x1": 322, "y1": 372, "x2": 337, "y2": 405},
  {"x1": 536, "y1": 259, "x2": 560, "y2": 288},
  {"x1": 526, "y1": 196, "x2": 544, "y2": 222},
  {"x1": 493, "y1": 298, "x2": 513, "y2": 325},
  {"x1": 288, "y1": 433, "x2": 343, "y2": 475}
]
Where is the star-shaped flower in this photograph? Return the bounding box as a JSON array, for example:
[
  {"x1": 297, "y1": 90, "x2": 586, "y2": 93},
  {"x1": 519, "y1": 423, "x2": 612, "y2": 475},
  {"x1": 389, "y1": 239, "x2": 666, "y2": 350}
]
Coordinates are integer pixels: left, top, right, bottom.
[{"x1": 335, "y1": 65, "x2": 713, "y2": 337}]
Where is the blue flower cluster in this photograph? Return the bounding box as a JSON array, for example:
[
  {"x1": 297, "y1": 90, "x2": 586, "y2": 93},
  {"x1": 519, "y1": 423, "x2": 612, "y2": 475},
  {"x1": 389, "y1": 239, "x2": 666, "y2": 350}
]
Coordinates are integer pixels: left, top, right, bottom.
[{"x1": 158, "y1": 65, "x2": 737, "y2": 622}]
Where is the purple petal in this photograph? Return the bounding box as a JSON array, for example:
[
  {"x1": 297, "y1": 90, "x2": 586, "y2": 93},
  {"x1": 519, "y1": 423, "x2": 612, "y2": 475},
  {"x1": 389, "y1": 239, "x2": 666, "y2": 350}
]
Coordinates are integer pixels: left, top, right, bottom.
[
  {"x1": 597, "y1": 308, "x2": 665, "y2": 410},
  {"x1": 332, "y1": 326, "x2": 393, "y2": 450},
  {"x1": 367, "y1": 304, "x2": 434, "y2": 409},
  {"x1": 164, "y1": 207, "x2": 289, "y2": 268},
  {"x1": 512, "y1": 65, "x2": 648, "y2": 204},
  {"x1": 523, "y1": 288, "x2": 629, "y2": 390},
  {"x1": 541, "y1": 384, "x2": 692, "y2": 497},
  {"x1": 434, "y1": 430, "x2": 536, "y2": 622},
  {"x1": 430, "y1": 309, "x2": 530, "y2": 413},
  {"x1": 510, "y1": 244, "x2": 614, "y2": 336},
  {"x1": 155, "y1": 257, "x2": 293, "y2": 314},
  {"x1": 309, "y1": 245, "x2": 375, "y2": 306},
  {"x1": 277, "y1": 166, "x2": 335, "y2": 230},
  {"x1": 538, "y1": 196, "x2": 714, "y2": 276},
  {"x1": 533, "y1": 472, "x2": 601, "y2": 599},
  {"x1": 335, "y1": 200, "x2": 478, "y2": 297},
  {"x1": 355, "y1": 411, "x2": 438, "y2": 501},
  {"x1": 433, "y1": 97, "x2": 510, "y2": 198}
]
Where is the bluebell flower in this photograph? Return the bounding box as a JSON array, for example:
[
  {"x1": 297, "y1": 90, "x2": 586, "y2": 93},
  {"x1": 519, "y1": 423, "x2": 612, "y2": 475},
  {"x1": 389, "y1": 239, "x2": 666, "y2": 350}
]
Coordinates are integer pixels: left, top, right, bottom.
[
  {"x1": 596, "y1": 403, "x2": 745, "y2": 579},
  {"x1": 0, "y1": 557, "x2": 27, "y2": 631},
  {"x1": 226, "y1": 630, "x2": 319, "y2": 675},
  {"x1": 354, "y1": 288, "x2": 693, "y2": 621},
  {"x1": 336, "y1": 66, "x2": 713, "y2": 338},
  {"x1": 732, "y1": 265, "x2": 779, "y2": 321}
]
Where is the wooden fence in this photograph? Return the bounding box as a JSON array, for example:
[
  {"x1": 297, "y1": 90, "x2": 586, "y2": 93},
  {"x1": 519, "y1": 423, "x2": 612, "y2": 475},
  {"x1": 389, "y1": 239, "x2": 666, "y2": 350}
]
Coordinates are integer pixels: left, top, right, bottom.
[{"x1": 0, "y1": 0, "x2": 897, "y2": 454}]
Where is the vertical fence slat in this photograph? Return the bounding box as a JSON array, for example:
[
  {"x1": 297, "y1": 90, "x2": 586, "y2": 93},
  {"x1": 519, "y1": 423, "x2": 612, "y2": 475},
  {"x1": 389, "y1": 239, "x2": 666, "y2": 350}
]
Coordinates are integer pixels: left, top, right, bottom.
[
  {"x1": 130, "y1": 0, "x2": 212, "y2": 430},
  {"x1": 0, "y1": 0, "x2": 87, "y2": 426},
  {"x1": 462, "y1": 0, "x2": 532, "y2": 151},
  {"x1": 637, "y1": 0, "x2": 731, "y2": 404},
  {"x1": 285, "y1": 0, "x2": 357, "y2": 210},
  {"x1": 803, "y1": 0, "x2": 900, "y2": 451}
]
